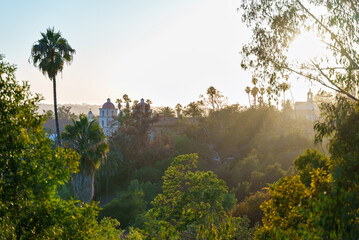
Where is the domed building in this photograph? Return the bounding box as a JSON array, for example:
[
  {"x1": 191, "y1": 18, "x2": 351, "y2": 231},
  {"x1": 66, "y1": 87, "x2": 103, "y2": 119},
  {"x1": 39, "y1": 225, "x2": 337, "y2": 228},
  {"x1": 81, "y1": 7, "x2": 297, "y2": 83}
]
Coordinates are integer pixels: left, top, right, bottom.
[
  {"x1": 98, "y1": 98, "x2": 118, "y2": 136},
  {"x1": 133, "y1": 98, "x2": 152, "y2": 117}
]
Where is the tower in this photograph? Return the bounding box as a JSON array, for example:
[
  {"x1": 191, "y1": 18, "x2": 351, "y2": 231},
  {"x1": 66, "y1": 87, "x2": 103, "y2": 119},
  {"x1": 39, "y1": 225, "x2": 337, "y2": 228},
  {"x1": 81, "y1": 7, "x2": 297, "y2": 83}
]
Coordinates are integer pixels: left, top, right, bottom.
[
  {"x1": 307, "y1": 88, "x2": 313, "y2": 103},
  {"x1": 99, "y1": 98, "x2": 118, "y2": 137},
  {"x1": 133, "y1": 98, "x2": 152, "y2": 118},
  {"x1": 87, "y1": 109, "x2": 94, "y2": 122}
]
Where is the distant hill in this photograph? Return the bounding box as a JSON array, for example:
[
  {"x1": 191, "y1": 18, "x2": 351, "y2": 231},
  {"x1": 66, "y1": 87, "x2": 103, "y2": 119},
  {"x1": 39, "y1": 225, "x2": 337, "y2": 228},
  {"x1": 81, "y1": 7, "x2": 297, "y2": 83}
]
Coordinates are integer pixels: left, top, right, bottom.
[
  {"x1": 38, "y1": 104, "x2": 102, "y2": 116},
  {"x1": 38, "y1": 103, "x2": 165, "y2": 117}
]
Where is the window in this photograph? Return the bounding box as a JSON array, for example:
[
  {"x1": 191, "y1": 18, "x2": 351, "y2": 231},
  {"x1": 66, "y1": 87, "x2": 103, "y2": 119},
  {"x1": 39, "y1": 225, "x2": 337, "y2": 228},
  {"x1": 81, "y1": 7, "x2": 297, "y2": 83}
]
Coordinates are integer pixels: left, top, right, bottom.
[{"x1": 102, "y1": 120, "x2": 104, "y2": 127}]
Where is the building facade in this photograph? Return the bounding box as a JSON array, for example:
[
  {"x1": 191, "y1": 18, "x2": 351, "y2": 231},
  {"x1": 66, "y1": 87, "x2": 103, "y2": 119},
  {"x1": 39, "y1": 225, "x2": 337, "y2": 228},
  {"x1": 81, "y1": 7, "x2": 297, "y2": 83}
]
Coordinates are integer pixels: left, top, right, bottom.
[
  {"x1": 295, "y1": 89, "x2": 319, "y2": 121},
  {"x1": 98, "y1": 98, "x2": 118, "y2": 137}
]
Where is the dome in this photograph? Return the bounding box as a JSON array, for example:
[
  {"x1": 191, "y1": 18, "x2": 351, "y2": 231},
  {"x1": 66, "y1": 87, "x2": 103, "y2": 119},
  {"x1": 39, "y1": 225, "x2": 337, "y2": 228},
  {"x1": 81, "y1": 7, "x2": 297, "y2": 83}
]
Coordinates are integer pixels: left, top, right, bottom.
[
  {"x1": 88, "y1": 110, "x2": 93, "y2": 117},
  {"x1": 102, "y1": 98, "x2": 115, "y2": 109},
  {"x1": 137, "y1": 98, "x2": 146, "y2": 106}
]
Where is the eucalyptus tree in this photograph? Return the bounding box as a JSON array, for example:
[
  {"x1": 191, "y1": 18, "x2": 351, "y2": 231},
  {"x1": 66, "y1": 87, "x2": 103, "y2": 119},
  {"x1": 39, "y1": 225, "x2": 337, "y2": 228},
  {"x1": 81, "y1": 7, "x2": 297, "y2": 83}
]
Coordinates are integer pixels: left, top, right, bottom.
[
  {"x1": 30, "y1": 27, "x2": 75, "y2": 145},
  {"x1": 62, "y1": 115, "x2": 108, "y2": 202},
  {"x1": 203, "y1": 86, "x2": 227, "y2": 112},
  {"x1": 240, "y1": 0, "x2": 359, "y2": 101}
]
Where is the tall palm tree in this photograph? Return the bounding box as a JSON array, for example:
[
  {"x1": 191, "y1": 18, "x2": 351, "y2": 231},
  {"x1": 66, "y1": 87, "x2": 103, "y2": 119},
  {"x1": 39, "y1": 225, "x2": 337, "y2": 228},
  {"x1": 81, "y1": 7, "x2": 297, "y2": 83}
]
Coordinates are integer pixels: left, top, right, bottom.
[
  {"x1": 251, "y1": 86, "x2": 259, "y2": 107},
  {"x1": 251, "y1": 77, "x2": 258, "y2": 86},
  {"x1": 245, "y1": 86, "x2": 251, "y2": 107},
  {"x1": 266, "y1": 86, "x2": 273, "y2": 106},
  {"x1": 159, "y1": 106, "x2": 175, "y2": 118},
  {"x1": 116, "y1": 98, "x2": 122, "y2": 110},
  {"x1": 280, "y1": 82, "x2": 290, "y2": 103},
  {"x1": 30, "y1": 27, "x2": 75, "y2": 145},
  {"x1": 62, "y1": 116, "x2": 108, "y2": 202},
  {"x1": 259, "y1": 87, "x2": 266, "y2": 106},
  {"x1": 146, "y1": 99, "x2": 152, "y2": 106}
]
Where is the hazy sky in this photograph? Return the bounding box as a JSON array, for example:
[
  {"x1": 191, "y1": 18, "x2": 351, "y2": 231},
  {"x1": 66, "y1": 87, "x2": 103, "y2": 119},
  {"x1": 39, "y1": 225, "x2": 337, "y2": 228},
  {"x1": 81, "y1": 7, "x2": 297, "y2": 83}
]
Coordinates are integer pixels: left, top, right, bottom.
[{"x1": 1, "y1": 0, "x2": 316, "y2": 107}]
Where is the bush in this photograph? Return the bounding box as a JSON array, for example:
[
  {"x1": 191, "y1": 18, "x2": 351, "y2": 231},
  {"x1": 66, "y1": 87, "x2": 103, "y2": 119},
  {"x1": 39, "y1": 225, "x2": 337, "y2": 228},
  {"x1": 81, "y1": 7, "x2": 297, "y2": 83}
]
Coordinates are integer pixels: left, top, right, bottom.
[{"x1": 232, "y1": 190, "x2": 270, "y2": 227}]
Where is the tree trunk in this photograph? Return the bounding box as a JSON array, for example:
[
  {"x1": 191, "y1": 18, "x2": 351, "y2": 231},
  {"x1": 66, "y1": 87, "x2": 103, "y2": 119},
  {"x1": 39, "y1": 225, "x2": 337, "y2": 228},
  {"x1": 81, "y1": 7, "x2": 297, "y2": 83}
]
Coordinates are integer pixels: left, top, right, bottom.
[
  {"x1": 53, "y1": 76, "x2": 61, "y2": 146},
  {"x1": 71, "y1": 168, "x2": 95, "y2": 202},
  {"x1": 106, "y1": 175, "x2": 109, "y2": 204},
  {"x1": 248, "y1": 94, "x2": 251, "y2": 107}
]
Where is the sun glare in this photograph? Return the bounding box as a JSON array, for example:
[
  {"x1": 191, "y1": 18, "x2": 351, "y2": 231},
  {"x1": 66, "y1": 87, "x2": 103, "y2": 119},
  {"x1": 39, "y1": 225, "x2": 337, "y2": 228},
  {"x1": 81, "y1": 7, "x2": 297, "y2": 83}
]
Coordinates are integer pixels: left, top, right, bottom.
[{"x1": 288, "y1": 31, "x2": 326, "y2": 62}]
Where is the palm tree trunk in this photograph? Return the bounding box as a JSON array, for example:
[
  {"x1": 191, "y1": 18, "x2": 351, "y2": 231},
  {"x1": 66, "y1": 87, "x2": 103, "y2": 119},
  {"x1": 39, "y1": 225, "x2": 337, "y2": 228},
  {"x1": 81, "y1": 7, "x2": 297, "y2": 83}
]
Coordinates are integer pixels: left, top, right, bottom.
[
  {"x1": 72, "y1": 167, "x2": 95, "y2": 202},
  {"x1": 106, "y1": 175, "x2": 109, "y2": 203},
  {"x1": 247, "y1": 94, "x2": 251, "y2": 107},
  {"x1": 53, "y1": 76, "x2": 61, "y2": 146}
]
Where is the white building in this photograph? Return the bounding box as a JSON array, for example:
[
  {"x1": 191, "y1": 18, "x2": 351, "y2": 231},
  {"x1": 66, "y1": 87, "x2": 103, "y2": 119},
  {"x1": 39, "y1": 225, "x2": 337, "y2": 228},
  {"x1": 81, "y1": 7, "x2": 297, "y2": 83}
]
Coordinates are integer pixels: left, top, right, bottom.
[
  {"x1": 295, "y1": 89, "x2": 319, "y2": 121},
  {"x1": 98, "y1": 98, "x2": 118, "y2": 137}
]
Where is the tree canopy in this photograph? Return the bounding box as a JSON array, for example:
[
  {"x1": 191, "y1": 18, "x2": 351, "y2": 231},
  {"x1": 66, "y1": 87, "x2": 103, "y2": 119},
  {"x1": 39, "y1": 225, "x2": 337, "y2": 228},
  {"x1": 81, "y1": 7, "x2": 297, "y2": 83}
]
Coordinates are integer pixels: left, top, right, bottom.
[
  {"x1": 129, "y1": 154, "x2": 253, "y2": 239},
  {"x1": 62, "y1": 115, "x2": 108, "y2": 202},
  {"x1": 0, "y1": 55, "x2": 121, "y2": 239},
  {"x1": 240, "y1": 0, "x2": 359, "y2": 101},
  {"x1": 30, "y1": 27, "x2": 75, "y2": 145}
]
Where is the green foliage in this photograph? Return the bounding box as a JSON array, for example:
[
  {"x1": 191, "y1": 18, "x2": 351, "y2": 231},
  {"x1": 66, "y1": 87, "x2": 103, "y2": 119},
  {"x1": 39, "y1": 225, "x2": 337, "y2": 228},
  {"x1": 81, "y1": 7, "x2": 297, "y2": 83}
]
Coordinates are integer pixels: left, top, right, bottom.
[
  {"x1": 232, "y1": 190, "x2": 270, "y2": 227},
  {"x1": 254, "y1": 150, "x2": 333, "y2": 239},
  {"x1": 175, "y1": 136, "x2": 211, "y2": 163},
  {"x1": 294, "y1": 149, "x2": 330, "y2": 187},
  {"x1": 222, "y1": 192, "x2": 237, "y2": 212},
  {"x1": 159, "y1": 106, "x2": 175, "y2": 117},
  {"x1": 43, "y1": 109, "x2": 54, "y2": 119},
  {"x1": 307, "y1": 99, "x2": 359, "y2": 238},
  {"x1": 201, "y1": 86, "x2": 227, "y2": 111},
  {"x1": 264, "y1": 163, "x2": 286, "y2": 185},
  {"x1": 93, "y1": 217, "x2": 124, "y2": 240},
  {"x1": 256, "y1": 176, "x2": 308, "y2": 239},
  {"x1": 131, "y1": 167, "x2": 163, "y2": 183},
  {"x1": 62, "y1": 115, "x2": 108, "y2": 171},
  {"x1": 0, "y1": 56, "x2": 121, "y2": 239},
  {"x1": 30, "y1": 28, "x2": 75, "y2": 79},
  {"x1": 57, "y1": 105, "x2": 77, "y2": 120},
  {"x1": 239, "y1": 2, "x2": 359, "y2": 234},
  {"x1": 241, "y1": 0, "x2": 359, "y2": 101},
  {"x1": 184, "y1": 101, "x2": 204, "y2": 118},
  {"x1": 100, "y1": 180, "x2": 147, "y2": 229},
  {"x1": 62, "y1": 115, "x2": 108, "y2": 202},
  {"x1": 141, "y1": 154, "x2": 253, "y2": 239},
  {"x1": 30, "y1": 27, "x2": 76, "y2": 145}
]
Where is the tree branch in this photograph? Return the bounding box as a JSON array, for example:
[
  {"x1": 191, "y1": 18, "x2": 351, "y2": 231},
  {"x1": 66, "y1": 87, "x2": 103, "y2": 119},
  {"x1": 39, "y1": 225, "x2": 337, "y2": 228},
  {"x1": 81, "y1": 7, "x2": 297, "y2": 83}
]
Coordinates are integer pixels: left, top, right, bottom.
[
  {"x1": 311, "y1": 60, "x2": 359, "y2": 101},
  {"x1": 296, "y1": 0, "x2": 359, "y2": 70},
  {"x1": 348, "y1": 0, "x2": 359, "y2": 19},
  {"x1": 272, "y1": 60, "x2": 345, "y2": 94}
]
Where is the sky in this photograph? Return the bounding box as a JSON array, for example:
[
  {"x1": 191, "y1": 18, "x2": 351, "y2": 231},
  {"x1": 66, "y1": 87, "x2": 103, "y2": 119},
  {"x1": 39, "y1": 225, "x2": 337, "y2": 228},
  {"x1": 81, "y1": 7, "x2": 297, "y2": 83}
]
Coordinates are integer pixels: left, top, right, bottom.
[{"x1": 0, "y1": 0, "x2": 317, "y2": 108}]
